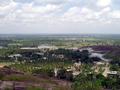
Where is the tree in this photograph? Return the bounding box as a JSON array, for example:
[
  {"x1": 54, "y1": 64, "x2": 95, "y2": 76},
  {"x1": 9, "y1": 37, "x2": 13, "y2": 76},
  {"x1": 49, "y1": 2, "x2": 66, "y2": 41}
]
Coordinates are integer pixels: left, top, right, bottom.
[
  {"x1": 0, "y1": 72, "x2": 6, "y2": 79},
  {"x1": 32, "y1": 69, "x2": 54, "y2": 77},
  {"x1": 57, "y1": 69, "x2": 66, "y2": 79},
  {"x1": 72, "y1": 73, "x2": 102, "y2": 90},
  {"x1": 102, "y1": 77, "x2": 117, "y2": 89},
  {"x1": 66, "y1": 71, "x2": 73, "y2": 81}
]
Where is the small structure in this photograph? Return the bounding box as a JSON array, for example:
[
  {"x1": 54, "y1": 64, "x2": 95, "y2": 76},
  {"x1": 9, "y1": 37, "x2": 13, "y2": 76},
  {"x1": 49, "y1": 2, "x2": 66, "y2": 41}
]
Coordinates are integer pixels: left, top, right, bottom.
[
  {"x1": 58, "y1": 54, "x2": 64, "y2": 59},
  {"x1": 72, "y1": 71, "x2": 80, "y2": 77},
  {"x1": 38, "y1": 45, "x2": 56, "y2": 50},
  {"x1": 74, "y1": 61, "x2": 81, "y2": 67},
  {"x1": 79, "y1": 47, "x2": 94, "y2": 53},
  {"x1": 66, "y1": 66, "x2": 73, "y2": 72},
  {"x1": 93, "y1": 61, "x2": 105, "y2": 65},
  {"x1": 21, "y1": 47, "x2": 38, "y2": 50},
  {"x1": 52, "y1": 54, "x2": 56, "y2": 56},
  {"x1": 9, "y1": 54, "x2": 22, "y2": 58},
  {"x1": 43, "y1": 57, "x2": 47, "y2": 60},
  {"x1": 107, "y1": 71, "x2": 118, "y2": 75},
  {"x1": 34, "y1": 67, "x2": 41, "y2": 69},
  {"x1": 35, "y1": 52, "x2": 44, "y2": 56},
  {"x1": 54, "y1": 68, "x2": 60, "y2": 77},
  {"x1": 106, "y1": 71, "x2": 120, "y2": 78},
  {"x1": 68, "y1": 47, "x2": 78, "y2": 51}
]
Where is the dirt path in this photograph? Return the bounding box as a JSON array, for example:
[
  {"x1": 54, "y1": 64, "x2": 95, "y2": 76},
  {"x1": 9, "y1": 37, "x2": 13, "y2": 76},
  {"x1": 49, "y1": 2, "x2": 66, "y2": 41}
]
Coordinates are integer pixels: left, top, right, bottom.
[
  {"x1": 0, "y1": 68, "x2": 72, "y2": 89},
  {"x1": 0, "y1": 80, "x2": 71, "y2": 90}
]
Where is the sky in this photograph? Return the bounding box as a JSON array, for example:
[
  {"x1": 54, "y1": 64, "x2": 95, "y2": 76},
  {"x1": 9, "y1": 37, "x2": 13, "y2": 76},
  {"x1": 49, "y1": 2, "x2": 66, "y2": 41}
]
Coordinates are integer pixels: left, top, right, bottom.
[{"x1": 0, "y1": 0, "x2": 120, "y2": 34}]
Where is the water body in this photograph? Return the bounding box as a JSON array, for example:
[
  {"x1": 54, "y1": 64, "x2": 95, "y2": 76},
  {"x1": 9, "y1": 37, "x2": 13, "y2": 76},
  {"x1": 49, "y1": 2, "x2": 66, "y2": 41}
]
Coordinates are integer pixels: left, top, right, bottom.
[
  {"x1": 0, "y1": 46, "x2": 6, "y2": 49},
  {"x1": 90, "y1": 53, "x2": 110, "y2": 62},
  {"x1": 38, "y1": 45, "x2": 54, "y2": 49},
  {"x1": 0, "y1": 46, "x2": 3, "y2": 49}
]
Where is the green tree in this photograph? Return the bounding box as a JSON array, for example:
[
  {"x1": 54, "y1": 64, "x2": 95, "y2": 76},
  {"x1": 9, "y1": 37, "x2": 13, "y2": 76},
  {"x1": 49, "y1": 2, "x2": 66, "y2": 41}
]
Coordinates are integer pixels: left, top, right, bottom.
[
  {"x1": 0, "y1": 72, "x2": 6, "y2": 79},
  {"x1": 57, "y1": 69, "x2": 66, "y2": 79}
]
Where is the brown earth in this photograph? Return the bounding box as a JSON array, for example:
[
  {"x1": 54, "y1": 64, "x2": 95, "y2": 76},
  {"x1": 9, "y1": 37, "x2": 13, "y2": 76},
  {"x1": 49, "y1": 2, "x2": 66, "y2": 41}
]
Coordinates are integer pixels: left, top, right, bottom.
[{"x1": 0, "y1": 68, "x2": 72, "y2": 90}]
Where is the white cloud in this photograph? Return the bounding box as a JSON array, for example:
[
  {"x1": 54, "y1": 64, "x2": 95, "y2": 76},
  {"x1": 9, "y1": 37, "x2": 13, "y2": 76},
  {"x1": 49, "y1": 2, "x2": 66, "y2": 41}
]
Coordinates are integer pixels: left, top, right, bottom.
[
  {"x1": 61, "y1": 6, "x2": 112, "y2": 23},
  {"x1": 0, "y1": 1, "x2": 61, "y2": 24},
  {"x1": 0, "y1": 0, "x2": 17, "y2": 16},
  {"x1": 110, "y1": 10, "x2": 120, "y2": 18},
  {"x1": 35, "y1": 0, "x2": 64, "y2": 4},
  {"x1": 0, "y1": 0, "x2": 12, "y2": 6},
  {"x1": 0, "y1": 0, "x2": 116, "y2": 24},
  {"x1": 20, "y1": 3, "x2": 60, "y2": 15},
  {"x1": 97, "y1": 0, "x2": 112, "y2": 7},
  {"x1": 61, "y1": 7, "x2": 85, "y2": 22},
  {"x1": 95, "y1": 7, "x2": 111, "y2": 18},
  {"x1": 0, "y1": 0, "x2": 120, "y2": 34},
  {"x1": 35, "y1": 0, "x2": 81, "y2": 5},
  {"x1": 18, "y1": 4, "x2": 60, "y2": 23}
]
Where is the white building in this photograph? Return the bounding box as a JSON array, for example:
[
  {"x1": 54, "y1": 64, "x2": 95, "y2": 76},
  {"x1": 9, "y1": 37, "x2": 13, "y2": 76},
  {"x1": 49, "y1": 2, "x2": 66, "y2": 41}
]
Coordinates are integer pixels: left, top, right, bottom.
[
  {"x1": 79, "y1": 47, "x2": 94, "y2": 53},
  {"x1": 107, "y1": 71, "x2": 118, "y2": 75},
  {"x1": 72, "y1": 71, "x2": 80, "y2": 76},
  {"x1": 21, "y1": 47, "x2": 38, "y2": 50},
  {"x1": 9, "y1": 54, "x2": 22, "y2": 58},
  {"x1": 74, "y1": 61, "x2": 81, "y2": 67}
]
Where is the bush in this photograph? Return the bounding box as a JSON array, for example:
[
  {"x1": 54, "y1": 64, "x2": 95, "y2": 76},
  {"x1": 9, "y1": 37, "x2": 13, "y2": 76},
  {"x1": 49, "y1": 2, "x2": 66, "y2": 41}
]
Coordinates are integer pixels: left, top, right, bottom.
[
  {"x1": 0, "y1": 72, "x2": 6, "y2": 79},
  {"x1": 4, "y1": 66, "x2": 11, "y2": 69},
  {"x1": 57, "y1": 69, "x2": 66, "y2": 79},
  {"x1": 102, "y1": 77, "x2": 117, "y2": 89},
  {"x1": 5, "y1": 88, "x2": 13, "y2": 90},
  {"x1": 25, "y1": 86, "x2": 45, "y2": 90},
  {"x1": 72, "y1": 73, "x2": 102, "y2": 90},
  {"x1": 66, "y1": 71, "x2": 73, "y2": 81},
  {"x1": 57, "y1": 69, "x2": 73, "y2": 81},
  {"x1": 72, "y1": 80, "x2": 102, "y2": 90},
  {"x1": 3, "y1": 74, "x2": 39, "y2": 82},
  {"x1": 32, "y1": 69, "x2": 54, "y2": 77}
]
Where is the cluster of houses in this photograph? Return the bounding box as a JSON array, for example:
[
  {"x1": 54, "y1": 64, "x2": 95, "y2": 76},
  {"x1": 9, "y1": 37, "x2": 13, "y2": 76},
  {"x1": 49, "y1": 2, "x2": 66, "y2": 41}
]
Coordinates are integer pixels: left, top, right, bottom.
[{"x1": 7, "y1": 46, "x2": 120, "y2": 78}]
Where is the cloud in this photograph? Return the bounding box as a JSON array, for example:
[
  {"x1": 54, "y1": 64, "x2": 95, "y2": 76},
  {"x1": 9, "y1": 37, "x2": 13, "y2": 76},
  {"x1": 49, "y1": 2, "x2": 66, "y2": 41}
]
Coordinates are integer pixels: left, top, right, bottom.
[
  {"x1": 61, "y1": 6, "x2": 112, "y2": 23},
  {"x1": 0, "y1": 0, "x2": 116, "y2": 24},
  {"x1": 61, "y1": 7, "x2": 94, "y2": 22},
  {"x1": 35, "y1": 0, "x2": 81, "y2": 4},
  {"x1": 13, "y1": 0, "x2": 33, "y2": 3},
  {"x1": 96, "y1": 0, "x2": 112, "y2": 7},
  {"x1": 0, "y1": 0, "x2": 17, "y2": 18},
  {"x1": 0, "y1": 0, "x2": 12, "y2": 6},
  {"x1": 0, "y1": 0, "x2": 61, "y2": 24},
  {"x1": 110, "y1": 10, "x2": 120, "y2": 18},
  {"x1": 0, "y1": 0, "x2": 120, "y2": 34},
  {"x1": 35, "y1": 0, "x2": 65, "y2": 4},
  {"x1": 18, "y1": 4, "x2": 61, "y2": 23}
]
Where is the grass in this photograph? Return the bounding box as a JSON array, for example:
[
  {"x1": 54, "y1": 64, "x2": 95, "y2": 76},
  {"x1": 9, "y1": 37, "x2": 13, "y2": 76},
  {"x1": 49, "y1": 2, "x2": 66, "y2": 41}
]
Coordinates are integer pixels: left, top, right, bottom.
[
  {"x1": 5, "y1": 88, "x2": 13, "y2": 90},
  {"x1": 25, "y1": 86, "x2": 45, "y2": 90},
  {"x1": 53, "y1": 86, "x2": 70, "y2": 90},
  {"x1": 42, "y1": 79, "x2": 57, "y2": 84},
  {"x1": 0, "y1": 62, "x2": 12, "y2": 67},
  {"x1": 2, "y1": 73, "x2": 57, "y2": 84},
  {"x1": 3, "y1": 74, "x2": 39, "y2": 82},
  {"x1": 8, "y1": 43, "x2": 23, "y2": 46}
]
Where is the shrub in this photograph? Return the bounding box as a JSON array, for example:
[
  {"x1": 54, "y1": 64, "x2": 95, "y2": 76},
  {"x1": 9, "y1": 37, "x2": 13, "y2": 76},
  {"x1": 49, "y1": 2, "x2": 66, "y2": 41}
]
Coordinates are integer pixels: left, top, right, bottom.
[
  {"x1": 66, "y1": 71, "x2": 73, "y2": 81},
  {"x1": 5, "y1": 88, "x2": 13, "y2": 90},
  {"x1": 4, "y1": 66, "x2": 11, "y2": 69},
  {"x1": 0, "y1": 72, "x2": 6, "y2": 79},
  {"x1": 3, "y1": 74, "x2": 39, "y2": 82},
  {"x1": 32, "y1": 69, "x2": 54, "y2": 77},
  {"x1": 25, "y1": 86, "x2": 45, "y2": 90},
  {"x1": 57, "y1": 69, "x2": 66, "y2": 79}
]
